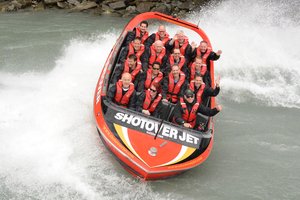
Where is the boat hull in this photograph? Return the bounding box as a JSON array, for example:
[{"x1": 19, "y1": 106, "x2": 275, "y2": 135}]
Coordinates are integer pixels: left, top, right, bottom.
[{"x1": 94, "y1": 12, "x2": 216, "y2": 180}]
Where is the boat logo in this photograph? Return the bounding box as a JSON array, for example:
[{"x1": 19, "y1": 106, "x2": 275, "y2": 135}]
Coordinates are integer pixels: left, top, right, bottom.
[{"x1": 112, "y1": 111, "x2": 202, "y2": 148}]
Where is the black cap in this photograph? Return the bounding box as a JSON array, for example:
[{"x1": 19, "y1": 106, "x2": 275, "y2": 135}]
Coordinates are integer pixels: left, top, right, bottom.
[{"x1": 184, "y1": 89, "x2": 194, "y2": 97}]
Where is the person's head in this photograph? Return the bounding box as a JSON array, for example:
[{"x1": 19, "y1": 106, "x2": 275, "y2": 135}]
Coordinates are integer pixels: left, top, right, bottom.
[
  {"x1": 173, "y1": 48, "x2": 181, "y2": 59},
  {"x1": 132, "y1": 37, "x2": 142, "y2": 50},
  {"x1": 199, "y1": 41, "x2": 208, "y2": 53},
  {"x1": 139, "y1": 21, "x2": 148, "y2": 33},
  {"x1": 127, "y1": 54, "x2": 137, "y2": 68},
  {"x1": 149, "y1": 83, "x2": 161, "y2": 98},
  {"x1": 171, "y1": 64, "x2": 180, "y2": 77},
  {"x1": 154, "y1": 40, "x2": 164, "y2": 53},
  {"x1": 184, "y1": 89, "x2": 195, "y2": 103},
  {"x1": 176, "y1": 30, "x2": 185, "y2": 43},
  {"x1": 152, "y1": 62, "x2": 161, "y2": 76},
  {"x1": 121, "y1": 72, "x2": 132, "y2": 88},
  {"x1": 194, "y1": 74, "x2": 204, "y2": 87},
  {"x1": 157, "y1": 25, "x2": 166, "y2": 38},
  {"x1": 194, "y1": 57, "x2": 203, "y2": 70}
]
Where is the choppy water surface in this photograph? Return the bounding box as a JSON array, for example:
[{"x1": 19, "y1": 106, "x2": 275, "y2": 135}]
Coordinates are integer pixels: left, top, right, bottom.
[{"x1": 1, "y1": 1, "x2": 300, "y2": 199}]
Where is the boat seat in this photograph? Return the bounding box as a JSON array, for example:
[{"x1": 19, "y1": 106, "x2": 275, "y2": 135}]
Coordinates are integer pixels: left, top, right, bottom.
[
  {"x1": 115, "y1": 46, "x2": 126, "y2": 64},
  {"x1": 196, "y1": 113, "x2": 209, "y2": 132},
  {"x1": 159, "y1": 101, "x2": 176, "y2": 121},
  {"x1": 194, "y1": 97, "x2": 211, "y2": 131},
  {"x1": 135, "y1": 91, "x2": 142, "y2": 98}
]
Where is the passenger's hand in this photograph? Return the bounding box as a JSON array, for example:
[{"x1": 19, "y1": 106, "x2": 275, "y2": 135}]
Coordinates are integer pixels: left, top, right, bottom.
[
  {"x1": 191, "y1": 41, "x2": 197, "y2": 49},
  {"x1": 216, "y1": 50, "x2": 222, "y2": 56},
  {"x1": 142, "y1": 109, "x2": 151, "y2": 115},
  {"x1": 216, "y1": 105, "x2": 222, "y2": 111},
  {"x1": 173, "y1": 34, "x2": 178, "y2": 41},
  {"x1": 183, "y1": 123, "x2": 192, "y2": 128}
]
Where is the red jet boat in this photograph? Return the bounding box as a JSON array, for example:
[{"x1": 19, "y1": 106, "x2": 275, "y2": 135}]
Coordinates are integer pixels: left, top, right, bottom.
[{"x1": 93, "y1": 12, "x2": 217, "y2": 180}]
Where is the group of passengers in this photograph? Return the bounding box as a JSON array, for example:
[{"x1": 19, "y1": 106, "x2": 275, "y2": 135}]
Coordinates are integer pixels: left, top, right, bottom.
[{"x1": 107, "y1": 20, "x2": 223, "y2": 131}]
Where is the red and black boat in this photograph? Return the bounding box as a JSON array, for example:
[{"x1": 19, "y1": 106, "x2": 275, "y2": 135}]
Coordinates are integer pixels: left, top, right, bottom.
[{"x1": 93, "y1": 12, "x2": 217, "y2": 180}]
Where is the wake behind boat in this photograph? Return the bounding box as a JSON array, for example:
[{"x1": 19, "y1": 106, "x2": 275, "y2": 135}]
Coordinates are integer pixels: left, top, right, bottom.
[{"x1": 93, "y1": 12, "x2": 219, "y2": 180}]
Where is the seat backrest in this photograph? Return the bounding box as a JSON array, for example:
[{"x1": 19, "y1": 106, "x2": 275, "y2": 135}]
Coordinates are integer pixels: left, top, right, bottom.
[
  {"x1": 197, "y1": 97, "x2": 211, "y2": 131},
  {"x1": 159, "y1": 101, "x2": 176, "y2": 121},
  {"x1": 196, "y1": 113, "x2": 209, "y2": 132}
]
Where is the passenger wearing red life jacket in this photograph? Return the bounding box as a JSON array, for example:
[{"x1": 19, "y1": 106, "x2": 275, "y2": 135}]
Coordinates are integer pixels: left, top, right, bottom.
[
  {"x1": 166, "y1": 30, "x2": 193, "y2": 62},
  {"x1": 123, "y1": 58, "x2": 142, "y2": 81},
  {"x1": 189, "y1": 74, "x2": 221, "y2": 105},
  {"x1": 107, "y1": 73, "x2": 137, "y2": 110},
  {"x1": 144, "y1": 25, "x2": 170, "y2": 47},
  {"x1": 189, "y1": 57, "x2": 208, "y2": 82},
  {"x1": 162, "y1": 64, "x2": 186, "y2": 104},
  {"x1": 127, "y1": 39, "x2": 145, "y2": 60},
  {"x1": 136, "y1": 83, "x2": 163, "y2": 117},
  {"x1": 118, "y1": 37, "x2": 149, "y2": 71},
  {"x1": 191, "y1": 40, "x2": 222, "y2": 72},
  {"x1": 166, "y1": 48, "x2": 187, "y2": 75},
  {"x1": 125, "y1": 20, "x2": 149, "y2": 45},
  {"x1": 139, "y1": 62, "x2": 163, "y2": 91},
  {"x1": 112, "y1": 54, "x2": 142, "y2": 90},
  {"x1": 173, "y1": 89, "x2": 222, "y2": 129},
  {"x1": 148, "y1": 40, "x2": 168, "y2": 70}
]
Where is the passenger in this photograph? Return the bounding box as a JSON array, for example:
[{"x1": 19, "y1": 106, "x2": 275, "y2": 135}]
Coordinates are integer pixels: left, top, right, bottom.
[
  {"x1": 144, "y1": 25, "x2": 170, "y2": 48},
  {"x1": 119, "y1": 37, "x2": 149, "y2": 72},
  {"x1": 148, "y1": 40, "x2": 168, "y2": 70},
  {"x1": 166, "y1": 30, "x2": 193, "y2": 63},
  {"x1": 107, "y1": 72, "x2": 137, "y2": 110},
  {"x1": 162, "y1": 64, "x2": 186, "y2": 104},
  {"x1": 125, "y1": 20, "x2": 149, "y2": 45},
  {"x1": 191, "y1": 40, "x2": 222, "y2": 72},
  {"x1": 112, "y1": 54, "x2": 143, "y2": 90},
  {"x1": 136, "y1": 83, "x2": 163, "y2": 117},
  {"x1": 165, "y1": 48, "x2": 188, "y2": 75},
  {"x1": 139, "y1": 62, "x2": 163, "y2": 91},
  {"x1": 189, "y1": 57, "x2": 209, "y2": 84},
  {"x1": 173, "y1": 89, "x2": 222, "y2": 129},
  {"x1": 189, "y1": 74, "x2": 220, "y2": 105}
]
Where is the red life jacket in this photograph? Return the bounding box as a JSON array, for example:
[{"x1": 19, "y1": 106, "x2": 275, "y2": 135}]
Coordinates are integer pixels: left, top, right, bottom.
[
  {"x1": 144, "y1": 69, "x2": 163, "y2": 89},
  {"x1": 123, "y1": 60, "x2": 142, "y2": 81},
  {"x1": 180, "y1": 97, "x2": 200, "y2": 128},
  {"x1": 196, "y1": 47, "x2": 212, "y2": 64},
  {"x1": 169, "y1": 55, "x2": 185, "y2": 70},
  {"x1": 114, "y1": 81, "x2": 135, "y2": 106},
  {"x1": 142, "y1": 90, "x2": 162, "y2": 113},
  {"x1": 128, "y1": 42, "x2": 145, "y2": 60},
  {"x1": 154, "y1": 32, "x2": 170, "y2": 45},
  {"x1": 189, "y1": 81, "x2": 206, "y2": 104},
  {"x1": 149, "y1": 44, "x2": 166, "y2": 66},
  {"x1": 135, "y1": 27, "x2": 149, "y2": 44},
  {"x1": 189, "y1": 62, "x2": 207, "y2": 81},
  {"x1": 167, "y1": 71, "x2": 185, "y2": 103},
  {"x1": 174, "y1": 38, "x2": 189, "y2": 56}
]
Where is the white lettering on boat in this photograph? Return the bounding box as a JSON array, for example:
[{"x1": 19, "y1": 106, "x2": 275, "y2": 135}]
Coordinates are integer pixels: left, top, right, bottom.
[
  {"x1": 115, "y1": 112, "x2": 159, "y2": 133},
  {"x1": 161, "y1": 125, "x2": 178, "y2": 139},
  {"x1": 114, "y1": 112, "x2": 200, "y2": 146},
  {"x1": 179, "y1": 132, "x2": 200, "y2": 145}
]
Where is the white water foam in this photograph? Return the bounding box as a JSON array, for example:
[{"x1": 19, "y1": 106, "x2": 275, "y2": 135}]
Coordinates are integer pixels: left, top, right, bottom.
[
  {"x1": 187, "y1": 0, "x2": 300, "y2": 108},
  {"x1": 1, "y1": 1, "x2": 299, "y2": 198},
  {"x1": 0, "y1": 33, "x2": 162, "y2": 199}
]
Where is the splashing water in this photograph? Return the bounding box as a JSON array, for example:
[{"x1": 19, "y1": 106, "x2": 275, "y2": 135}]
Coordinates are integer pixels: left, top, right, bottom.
[
  {"x1": 1, "y1": 1, "x2": 300, "y2": 199},
  {"x1": 188, "y1": 0, "x2": 300, "y2": 108},
  {"x1": 0, "y1": 33, "x2": 163, "y2": 199}
]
